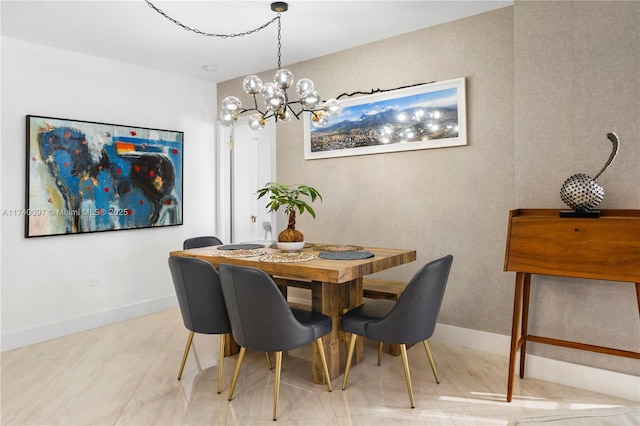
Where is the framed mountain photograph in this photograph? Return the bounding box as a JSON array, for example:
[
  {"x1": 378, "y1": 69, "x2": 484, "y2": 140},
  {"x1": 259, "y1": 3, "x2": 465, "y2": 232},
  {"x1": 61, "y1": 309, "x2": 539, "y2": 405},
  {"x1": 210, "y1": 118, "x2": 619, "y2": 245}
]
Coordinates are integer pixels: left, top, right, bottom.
[{"x1": 304, "y1": 77, "x2": 466, "y2": 160}]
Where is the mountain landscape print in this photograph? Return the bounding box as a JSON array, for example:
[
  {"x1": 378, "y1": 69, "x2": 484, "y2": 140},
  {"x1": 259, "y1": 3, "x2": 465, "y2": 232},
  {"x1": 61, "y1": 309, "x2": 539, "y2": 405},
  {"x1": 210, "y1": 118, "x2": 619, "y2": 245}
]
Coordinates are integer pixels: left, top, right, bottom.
[{"x1": 305, "y1": 77, "x2": 466, "y2": 159}]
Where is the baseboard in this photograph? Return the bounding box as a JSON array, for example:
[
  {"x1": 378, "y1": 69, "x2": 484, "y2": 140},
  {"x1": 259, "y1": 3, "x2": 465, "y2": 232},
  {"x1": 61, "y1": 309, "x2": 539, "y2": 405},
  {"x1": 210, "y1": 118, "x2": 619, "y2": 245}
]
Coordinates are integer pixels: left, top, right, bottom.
[
  {"x1": 432, "y1": 323, "x2": 640, "y2": 402},
  {"x1": 1, "y1": 296, "x2": 177, "y2": 352}
]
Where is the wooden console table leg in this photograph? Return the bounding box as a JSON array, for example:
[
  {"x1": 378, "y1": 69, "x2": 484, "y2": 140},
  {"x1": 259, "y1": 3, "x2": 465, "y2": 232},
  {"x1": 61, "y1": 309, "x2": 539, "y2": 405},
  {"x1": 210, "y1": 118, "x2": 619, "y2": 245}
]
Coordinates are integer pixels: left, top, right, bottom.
[
  {"x1": 519, "y1": 273, "x2": 531, "y2": 378},
  {"x1": 507, "y1": 272, "x2": 527, "y2": 402},
  {"x1": 636, "y1": 283, "x2": 640, "y2": 318}
]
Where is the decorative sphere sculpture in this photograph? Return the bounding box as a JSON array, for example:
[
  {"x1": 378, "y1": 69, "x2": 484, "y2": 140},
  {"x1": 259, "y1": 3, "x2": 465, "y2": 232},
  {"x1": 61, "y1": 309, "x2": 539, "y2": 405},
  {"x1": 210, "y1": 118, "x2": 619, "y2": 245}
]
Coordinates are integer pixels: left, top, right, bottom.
[{"x1": 559, "y1": 132, "x2": 619, "y2": 212}]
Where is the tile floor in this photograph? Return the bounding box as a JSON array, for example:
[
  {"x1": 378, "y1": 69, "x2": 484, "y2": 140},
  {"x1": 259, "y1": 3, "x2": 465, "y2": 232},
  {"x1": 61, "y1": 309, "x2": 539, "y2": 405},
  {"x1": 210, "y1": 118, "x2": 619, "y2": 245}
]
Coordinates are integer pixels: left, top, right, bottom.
[{"x1": 1, "y1": 308, "x2": 637, "y2": 425}]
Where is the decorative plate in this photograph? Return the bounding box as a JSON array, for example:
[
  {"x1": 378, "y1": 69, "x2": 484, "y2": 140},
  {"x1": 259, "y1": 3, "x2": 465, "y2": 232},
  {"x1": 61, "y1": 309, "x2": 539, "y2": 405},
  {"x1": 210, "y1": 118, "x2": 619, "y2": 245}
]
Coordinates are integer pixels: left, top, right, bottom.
[
  {"x1": 215, "y1": 249, "x2": 264, "y2": 258},
  {"x1": 269, "y1": 242, "x2": 315, "y2": 249},
  {"x1": 318, "y1": 251, "x2": 374, "y2": 260},
  {"x1": 217, "y1": 244, "x2": 265, "y2": 250},
  {"x1": 258, "y1": 252, "x2": 317, "y2": 263}
]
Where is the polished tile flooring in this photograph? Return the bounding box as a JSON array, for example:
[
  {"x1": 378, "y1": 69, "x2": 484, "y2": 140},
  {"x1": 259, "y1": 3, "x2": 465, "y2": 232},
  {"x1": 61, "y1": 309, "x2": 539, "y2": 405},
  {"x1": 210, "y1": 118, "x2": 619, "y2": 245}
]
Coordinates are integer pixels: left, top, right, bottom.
[{"x1": 2, "y1": 308, "x2": 637, "y2": 425}]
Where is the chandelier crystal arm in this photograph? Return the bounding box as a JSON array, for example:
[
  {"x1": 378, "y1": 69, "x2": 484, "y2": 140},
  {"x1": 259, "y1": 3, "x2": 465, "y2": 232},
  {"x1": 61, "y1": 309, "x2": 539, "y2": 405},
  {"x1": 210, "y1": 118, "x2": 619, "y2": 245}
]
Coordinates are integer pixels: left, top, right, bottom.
[{"x1": 145, "y1": 0, "x2": 279, "y2": 38}]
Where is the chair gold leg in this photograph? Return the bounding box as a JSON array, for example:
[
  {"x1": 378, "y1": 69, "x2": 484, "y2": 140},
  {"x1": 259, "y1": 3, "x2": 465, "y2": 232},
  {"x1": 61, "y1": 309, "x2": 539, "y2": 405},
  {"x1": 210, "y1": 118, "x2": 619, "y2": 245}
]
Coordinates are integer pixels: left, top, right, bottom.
[
  {"x1": 377, "y1": 342, "x2": 383, "y2": 366},
  {"x1": 423, "y1": 340, "x2": 440, "y2": 383},
  {"x1": 228, "y1": 346, "x2": 246, "y2": 401},
  {"x1": 400, "y1": 344, "x2": 415, "y2": 408},
  {"x1": 217, "y1": 334, "x2": 225, "y2": 394},
  {"x1": 266, "y1": 352, "x2": 273, "y2": 370},
  {"x1": 177, "y1": 331, "x2": 194, "y2": 380},
  {"x1": 316, "y1": 338, "x2": 332, "y2": 392},
  {"x1": 273, "y1": 351, "x2": 283, "y2": 421},
  {"x1": 342, "y1": 334, "x2": 358, "y2": 390}
]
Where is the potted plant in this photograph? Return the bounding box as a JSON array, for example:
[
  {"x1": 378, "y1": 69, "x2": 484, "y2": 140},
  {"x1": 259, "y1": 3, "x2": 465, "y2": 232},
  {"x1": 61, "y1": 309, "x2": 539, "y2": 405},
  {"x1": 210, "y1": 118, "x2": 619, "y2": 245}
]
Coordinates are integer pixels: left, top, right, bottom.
[{"x1": 256, "y1": 182, "x2": 322, "y2": 251}]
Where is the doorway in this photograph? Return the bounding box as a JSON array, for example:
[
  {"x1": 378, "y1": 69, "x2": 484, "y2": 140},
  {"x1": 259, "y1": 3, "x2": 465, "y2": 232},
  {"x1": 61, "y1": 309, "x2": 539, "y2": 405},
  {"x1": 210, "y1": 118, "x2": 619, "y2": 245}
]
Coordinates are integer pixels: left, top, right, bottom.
[{"x1": 217, "y1": 120, "x2": 276, "y2": 244}]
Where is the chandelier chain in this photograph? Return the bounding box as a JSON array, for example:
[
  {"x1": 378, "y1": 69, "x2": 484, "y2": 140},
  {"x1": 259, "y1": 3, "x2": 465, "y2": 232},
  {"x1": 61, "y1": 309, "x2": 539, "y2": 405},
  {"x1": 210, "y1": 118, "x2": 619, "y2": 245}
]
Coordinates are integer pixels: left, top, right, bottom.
[
  {"x1": 277, "y1": 13, "x2": 282, "y2": 69},
  {"x1": 145, "y1": 0, "x2": 279, "y2": 38}
]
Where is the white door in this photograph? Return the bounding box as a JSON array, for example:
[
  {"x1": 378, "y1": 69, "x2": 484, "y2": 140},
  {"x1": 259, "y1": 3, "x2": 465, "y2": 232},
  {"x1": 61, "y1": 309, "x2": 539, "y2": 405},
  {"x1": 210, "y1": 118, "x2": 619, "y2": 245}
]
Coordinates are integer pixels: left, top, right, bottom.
[{"x1": 218, "y1": 121, "x2": 276, "y2": 244}]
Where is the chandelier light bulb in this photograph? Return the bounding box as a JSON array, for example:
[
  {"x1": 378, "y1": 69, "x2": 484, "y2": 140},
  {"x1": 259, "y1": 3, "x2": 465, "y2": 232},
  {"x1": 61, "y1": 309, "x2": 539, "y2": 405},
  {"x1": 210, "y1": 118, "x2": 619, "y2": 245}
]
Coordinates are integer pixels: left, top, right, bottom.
[
  {"x1": 265, "y1": 90, "x2": 286, "y2": 111},
  {"x1": 221, "y1": 96, "x2": 242, "y2": 111},
  {"x1": 296, "y1": 78, "x2": 314, "y2": 96},
  {"x1": 278, "y1": 108, "x2": 293, "y2": 122},
  {"x1": 243, "y1": 75, "x2": 263, "y2": 95},
  {"x1": 311, "y1": 111, "x2": 328, "y2": 128},
  {"x1": 248, "y1": 113, "x2": 266, "y2": 130},
  {"x1": 261, "y1": 82, "x2": 278, "y2": 100},
  {"x1": 323, "y1": 98, "x2": 342, "y2": 117},
  {"x1": 219, "y1": 109, "x2": 237, "y2": 126},
  {"x1": 274, "y1": 69, "x2": 294, "y2": 90},
  {"x1": 300, "y1": 89, "x2": 321, "y2": 109}
]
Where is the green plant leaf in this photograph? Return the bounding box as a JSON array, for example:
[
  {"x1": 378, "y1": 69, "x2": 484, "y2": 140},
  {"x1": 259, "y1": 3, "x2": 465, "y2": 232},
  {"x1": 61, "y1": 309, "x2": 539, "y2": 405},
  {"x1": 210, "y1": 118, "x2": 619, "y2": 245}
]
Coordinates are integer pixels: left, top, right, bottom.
[{"x1": 255, "y1": 182, "x2": 322, "y2": 219}]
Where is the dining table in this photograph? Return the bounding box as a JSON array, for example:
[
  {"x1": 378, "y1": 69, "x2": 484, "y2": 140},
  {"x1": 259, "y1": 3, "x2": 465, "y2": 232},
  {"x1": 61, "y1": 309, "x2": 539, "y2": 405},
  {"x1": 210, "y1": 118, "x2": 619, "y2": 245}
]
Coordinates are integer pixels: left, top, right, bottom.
[{"x1": 169, "y1": 243, "x2": 416, "y2": 384}]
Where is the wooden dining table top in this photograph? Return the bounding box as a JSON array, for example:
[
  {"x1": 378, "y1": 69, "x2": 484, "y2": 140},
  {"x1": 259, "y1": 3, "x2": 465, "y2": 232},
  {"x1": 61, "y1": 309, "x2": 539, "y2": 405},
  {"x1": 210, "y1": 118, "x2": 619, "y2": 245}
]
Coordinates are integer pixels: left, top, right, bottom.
[{"x1": 169, "y1": 244, "x2": 417, "y2": 283}]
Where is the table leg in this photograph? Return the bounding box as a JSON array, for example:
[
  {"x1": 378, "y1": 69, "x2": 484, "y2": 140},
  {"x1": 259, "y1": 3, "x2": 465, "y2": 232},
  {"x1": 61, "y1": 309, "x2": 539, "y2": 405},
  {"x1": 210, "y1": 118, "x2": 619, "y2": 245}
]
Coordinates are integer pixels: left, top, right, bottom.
[
  {"x1": 224, "y1": 332, "x2": 239, "y2": 357},
  {"x1": 310, "y1": 278, "x2": 363, "y2": 384},
  {"x1": 507, "y1": 272, "x2": 526, "y2": 402},
  {"x1": 519, "y1": 273, "x2": 531, "y2": 378},
  {"x1": 343, "y1": 278, "x2": 364, "y2": 367}
]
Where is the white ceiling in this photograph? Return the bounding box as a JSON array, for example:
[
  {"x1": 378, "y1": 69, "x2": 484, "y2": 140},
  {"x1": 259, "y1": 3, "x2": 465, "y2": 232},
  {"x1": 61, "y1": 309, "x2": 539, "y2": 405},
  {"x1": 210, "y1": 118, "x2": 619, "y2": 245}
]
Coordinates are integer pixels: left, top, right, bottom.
[{"x1": 1, "y1": 1, "x2": 512, "y2": 83}]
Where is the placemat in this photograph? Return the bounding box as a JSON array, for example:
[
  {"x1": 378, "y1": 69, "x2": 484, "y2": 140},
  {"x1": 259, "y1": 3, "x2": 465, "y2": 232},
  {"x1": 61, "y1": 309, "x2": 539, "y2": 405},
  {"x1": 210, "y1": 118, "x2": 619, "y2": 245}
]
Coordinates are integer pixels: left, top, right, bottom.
[
  {"x1": 269, "y1": 242, "x2": 315, "y2": 249},
  {"x1": 258, "y1": 252, "x2": 317, "y2": 263},
  {"x1": 318, "y1": 251, "x2": 374, "y2": 260},
  {"x1": 215, "y1": 249, "x2": 264, "y2": 258},
  {"x1": 312, "y1": 244, "x2": 364, "y2": 252},
  {"x1": 217, "y1": 244, "x2": 265, "y2": 250}
]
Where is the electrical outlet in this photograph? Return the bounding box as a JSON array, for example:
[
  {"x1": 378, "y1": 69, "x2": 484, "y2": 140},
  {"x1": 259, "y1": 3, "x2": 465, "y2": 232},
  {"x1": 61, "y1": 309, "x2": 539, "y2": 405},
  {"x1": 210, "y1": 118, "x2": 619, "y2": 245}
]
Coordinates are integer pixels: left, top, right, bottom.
[{"x1": 87, "y1": 277, "x2": 104, "y2": 287}]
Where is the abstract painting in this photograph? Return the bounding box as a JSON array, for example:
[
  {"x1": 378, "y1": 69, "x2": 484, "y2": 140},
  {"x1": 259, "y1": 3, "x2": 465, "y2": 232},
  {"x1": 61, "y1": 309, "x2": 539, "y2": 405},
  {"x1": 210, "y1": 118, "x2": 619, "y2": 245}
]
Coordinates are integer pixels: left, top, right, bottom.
[
  {"x1": 304, "y1": 77, "x2": 466, "y2": 159},
  {"x1": 26, "y1": 115, "x2": 183, "y2": 237}
]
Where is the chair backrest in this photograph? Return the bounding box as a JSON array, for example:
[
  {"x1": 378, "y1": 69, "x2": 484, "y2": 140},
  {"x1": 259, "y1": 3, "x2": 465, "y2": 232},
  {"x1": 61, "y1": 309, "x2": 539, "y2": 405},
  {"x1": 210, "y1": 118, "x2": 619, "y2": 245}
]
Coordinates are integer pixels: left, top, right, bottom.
[
  {"x1": 218, "y1": 264, "x2": 315, "y2": 352},
  {"x1": 367, "y1": 255, "x2": 453, "y2": 344},
  {"x1": 168, "y1": 256, "x2": 231, "y2": 335},
  {"x1": 183, "y1": 236, "x2": 223, "y2": 249}
]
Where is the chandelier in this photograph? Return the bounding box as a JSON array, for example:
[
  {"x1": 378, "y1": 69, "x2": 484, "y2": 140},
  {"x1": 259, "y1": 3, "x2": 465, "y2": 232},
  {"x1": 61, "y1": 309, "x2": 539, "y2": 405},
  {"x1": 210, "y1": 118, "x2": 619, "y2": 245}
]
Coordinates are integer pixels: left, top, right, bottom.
[
  {"x1": 146, "y1": 1, "x2": 340, "y2": 130},
  {"x1": 219, "y1": 2, "x2": 341, "y2": 130}
]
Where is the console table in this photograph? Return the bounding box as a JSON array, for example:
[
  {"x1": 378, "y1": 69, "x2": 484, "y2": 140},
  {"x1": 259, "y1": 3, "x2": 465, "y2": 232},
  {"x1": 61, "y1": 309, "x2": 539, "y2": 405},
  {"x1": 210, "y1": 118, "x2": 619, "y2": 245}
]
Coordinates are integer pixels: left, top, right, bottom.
[{"x1": 503, "y1": 209, "x2": 640, "y2": 402}]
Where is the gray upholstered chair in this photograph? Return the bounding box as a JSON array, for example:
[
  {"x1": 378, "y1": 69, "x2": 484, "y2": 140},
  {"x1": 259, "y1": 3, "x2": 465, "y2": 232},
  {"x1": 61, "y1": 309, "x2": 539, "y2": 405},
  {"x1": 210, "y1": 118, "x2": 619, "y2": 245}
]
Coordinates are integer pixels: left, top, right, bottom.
[
  {"x1": 183, "y1": 236, "x2": 223, "y2": 249},
  {"x1": 341, "y1": 254, "x2": 453, "y2": 408},
  {"x1": 168, "y1": 256, "x2": 231, "y2": 393},
  {"x1": 219, "y1": 263, "x2": 333, "y2": 421}
]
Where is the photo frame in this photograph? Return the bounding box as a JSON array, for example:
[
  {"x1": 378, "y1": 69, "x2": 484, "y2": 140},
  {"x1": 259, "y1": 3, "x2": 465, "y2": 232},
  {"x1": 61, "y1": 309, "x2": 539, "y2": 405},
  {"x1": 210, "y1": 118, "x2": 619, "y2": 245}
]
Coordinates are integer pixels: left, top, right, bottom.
[
  {"x1": 25, "y1": 115, "x2": 183, "y2": 237},
  {"x1": 304, "y1": 77, "x2": 466, "y2": 160}
]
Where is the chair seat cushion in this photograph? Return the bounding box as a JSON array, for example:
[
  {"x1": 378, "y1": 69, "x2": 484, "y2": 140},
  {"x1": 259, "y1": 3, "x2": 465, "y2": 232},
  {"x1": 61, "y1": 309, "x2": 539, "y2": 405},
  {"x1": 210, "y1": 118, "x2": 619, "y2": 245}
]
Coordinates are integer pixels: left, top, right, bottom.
[
  {"x1": 341, "y1": 299, "x2": 396, "y2": 336},
  {"x1": 291, "y1": 308, "x2": 332, "y2": 339}
]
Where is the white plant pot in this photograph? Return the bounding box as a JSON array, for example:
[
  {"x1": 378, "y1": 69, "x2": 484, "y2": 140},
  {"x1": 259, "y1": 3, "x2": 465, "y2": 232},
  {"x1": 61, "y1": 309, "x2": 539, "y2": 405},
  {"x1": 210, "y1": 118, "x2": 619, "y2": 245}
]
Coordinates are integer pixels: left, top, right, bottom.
[{"x1": 276, "y1": 241, "x2": 305, "y2": 252}]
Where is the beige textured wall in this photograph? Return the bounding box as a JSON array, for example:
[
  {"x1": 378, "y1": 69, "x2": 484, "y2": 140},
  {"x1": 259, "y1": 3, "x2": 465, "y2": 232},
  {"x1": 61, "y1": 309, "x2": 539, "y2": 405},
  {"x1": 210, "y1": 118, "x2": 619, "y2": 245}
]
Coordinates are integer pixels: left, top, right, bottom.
[
  {"x1": 514, "y1": 1, "x2": 640, "y2": 375},
  {"x1": 219, "y1": 2, "x2": 640, "y2": 376},
  {"x1": 219, "y1": 7, "x2": 517, "y2": 336}
]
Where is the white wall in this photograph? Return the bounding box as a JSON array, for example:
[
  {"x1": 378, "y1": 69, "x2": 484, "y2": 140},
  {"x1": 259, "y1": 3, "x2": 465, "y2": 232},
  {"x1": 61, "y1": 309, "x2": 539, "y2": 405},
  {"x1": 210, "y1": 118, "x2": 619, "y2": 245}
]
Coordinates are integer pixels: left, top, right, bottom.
[{"x1": 1, "y1": 37, "x2": 218, "y2": 350}]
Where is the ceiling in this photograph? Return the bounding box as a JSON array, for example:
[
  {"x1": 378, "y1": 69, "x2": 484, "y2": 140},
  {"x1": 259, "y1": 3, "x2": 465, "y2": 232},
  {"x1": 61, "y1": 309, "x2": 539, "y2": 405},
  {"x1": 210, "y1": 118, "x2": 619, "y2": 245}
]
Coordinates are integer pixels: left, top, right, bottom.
[{"x1": 1, "y1": 1, "x2": 512, "y2": 84}]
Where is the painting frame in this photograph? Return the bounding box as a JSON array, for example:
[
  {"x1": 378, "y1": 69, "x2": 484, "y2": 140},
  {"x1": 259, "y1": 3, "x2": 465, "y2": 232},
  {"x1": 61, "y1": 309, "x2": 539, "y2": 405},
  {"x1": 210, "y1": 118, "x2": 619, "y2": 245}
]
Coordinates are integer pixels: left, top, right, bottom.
[
  {"x1": 304, "y1": 77, "x2": 466, "y2": 160},
  {"x1": 25, "y1": 115, "x2": 184, "y2": 238}
]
